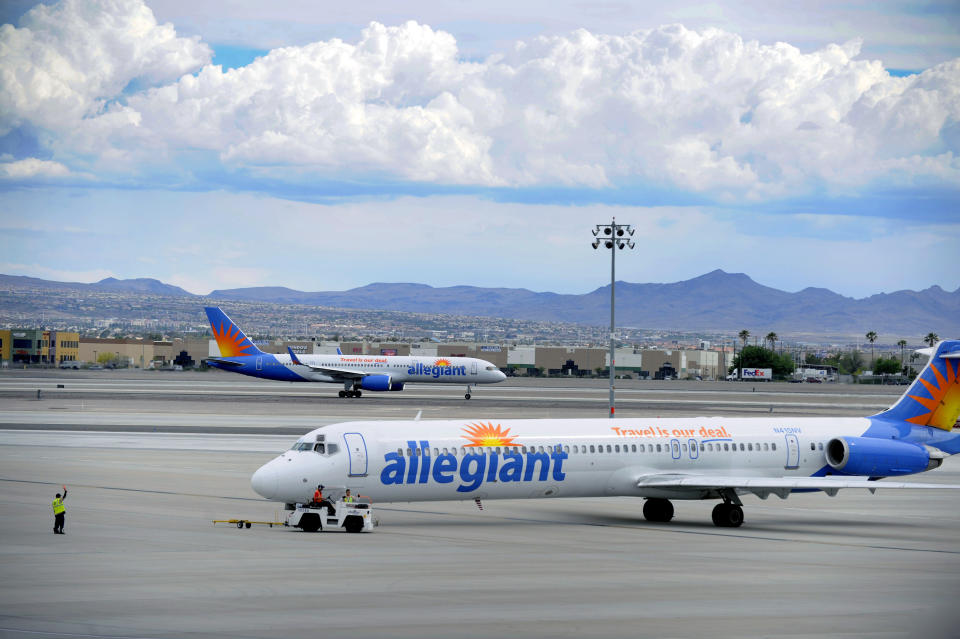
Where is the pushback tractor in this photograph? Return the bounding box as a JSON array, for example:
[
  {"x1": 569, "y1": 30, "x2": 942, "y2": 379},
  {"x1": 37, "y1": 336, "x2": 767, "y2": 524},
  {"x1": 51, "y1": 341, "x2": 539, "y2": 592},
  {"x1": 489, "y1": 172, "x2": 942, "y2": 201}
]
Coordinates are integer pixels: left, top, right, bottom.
[{"x1": 285, "y1": 500, "x2": 374, "y2": 533}]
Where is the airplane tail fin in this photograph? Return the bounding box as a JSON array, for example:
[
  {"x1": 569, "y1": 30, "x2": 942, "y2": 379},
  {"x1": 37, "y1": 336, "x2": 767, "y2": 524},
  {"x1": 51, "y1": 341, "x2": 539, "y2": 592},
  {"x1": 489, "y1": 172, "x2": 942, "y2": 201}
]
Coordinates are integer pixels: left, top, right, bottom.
[
  {"x1": 204, "y1": 307, "x2": 263, "y2": 357},
  {"x1": 874, "y1": 340, "x2": 960, "y2": 431}
]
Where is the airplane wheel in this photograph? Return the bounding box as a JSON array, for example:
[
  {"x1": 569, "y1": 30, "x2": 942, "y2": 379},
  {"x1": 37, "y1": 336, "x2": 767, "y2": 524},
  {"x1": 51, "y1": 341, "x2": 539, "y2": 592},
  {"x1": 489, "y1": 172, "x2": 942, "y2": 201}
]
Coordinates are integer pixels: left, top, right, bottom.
[
  {"x1": 339, "y1": 391, "x2": 346, "y2": 398},
  {"x1": 642, "y1": 498, "x2": 674, "y2": 522},
  {"x1": 236, "y1": 521, "x2": 244, "y2": 528},
  {"x1": 465, "y1": 393, "x2": 471, "y2": 400},
  {"x1": 712, "y1": 503, "x2": 744, "y2": 528},
  {"x1": 354, "y1": 390, "x2": 362, "y2": 398}
]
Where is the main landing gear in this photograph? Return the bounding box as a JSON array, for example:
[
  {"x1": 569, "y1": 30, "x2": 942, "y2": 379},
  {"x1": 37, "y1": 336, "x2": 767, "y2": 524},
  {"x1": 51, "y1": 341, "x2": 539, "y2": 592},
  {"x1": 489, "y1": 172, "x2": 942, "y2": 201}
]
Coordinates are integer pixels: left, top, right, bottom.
[
  {"x1": 338, "y1": 382, "x2": 362, "y2": 399},
  {"x1": 465, "y1": 384, "x2": 472, "y2": 400},
  {"x1": 642, "y1": 491, "x2": 745, "y2": 528},
  {"x1": 711, "y1": 490, "x2": 744, "y2": 528},
  {"x1": 642, "y1": 498, "x2": 674, "y2": 522}
]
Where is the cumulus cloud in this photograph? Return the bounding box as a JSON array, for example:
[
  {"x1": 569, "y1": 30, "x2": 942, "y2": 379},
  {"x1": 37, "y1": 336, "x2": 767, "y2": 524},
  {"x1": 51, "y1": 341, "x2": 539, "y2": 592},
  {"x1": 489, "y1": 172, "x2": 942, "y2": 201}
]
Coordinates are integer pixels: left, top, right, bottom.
[
  {"x1": 2, "y1": 0, "x2": 959, "y2": 201},
  {"x1": 0, "y1": 157, "x2": 71, "y2": 178},
  {"x1": 0, "y1": 0, "x2": 210, "y2": 133}
]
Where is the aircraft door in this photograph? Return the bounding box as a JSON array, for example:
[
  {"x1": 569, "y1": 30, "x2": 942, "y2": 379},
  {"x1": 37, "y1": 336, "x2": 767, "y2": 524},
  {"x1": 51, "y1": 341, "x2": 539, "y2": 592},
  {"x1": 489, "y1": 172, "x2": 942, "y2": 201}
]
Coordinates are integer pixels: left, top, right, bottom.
[
  {"x1": 784, "y1": 434, "x2": 799, "y2": 469},
  {"x1": 343, "y1": 432, "x2": 368, "y2": 477},
  {"x1": 688, "y1": 439, "x2": 699, "y2": 460},
  {"x1": 471, "y1": 360, "x2": 477, "y2": 375},
  {"x1": 256, "y1": 357, "x2": 262, "y2": 371}
]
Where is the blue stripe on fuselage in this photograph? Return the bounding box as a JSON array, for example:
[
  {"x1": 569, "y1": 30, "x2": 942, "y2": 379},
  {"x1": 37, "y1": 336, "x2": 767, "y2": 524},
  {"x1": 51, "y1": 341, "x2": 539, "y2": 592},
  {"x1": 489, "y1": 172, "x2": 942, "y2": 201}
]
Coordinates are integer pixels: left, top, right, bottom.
[{"x1": 208, "y1": 354, "x2": 306, "y2": 381}]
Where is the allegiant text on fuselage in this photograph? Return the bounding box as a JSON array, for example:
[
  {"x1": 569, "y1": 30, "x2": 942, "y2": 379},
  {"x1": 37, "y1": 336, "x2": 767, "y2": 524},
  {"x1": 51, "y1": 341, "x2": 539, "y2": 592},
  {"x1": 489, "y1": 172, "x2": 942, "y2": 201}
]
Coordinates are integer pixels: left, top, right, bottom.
[
  {"x1": 408, "y1": 363, "x2": 467, "y2": 378},
  {"x1": 380, "y1": 440, "x2": 568, "y2": 492}
]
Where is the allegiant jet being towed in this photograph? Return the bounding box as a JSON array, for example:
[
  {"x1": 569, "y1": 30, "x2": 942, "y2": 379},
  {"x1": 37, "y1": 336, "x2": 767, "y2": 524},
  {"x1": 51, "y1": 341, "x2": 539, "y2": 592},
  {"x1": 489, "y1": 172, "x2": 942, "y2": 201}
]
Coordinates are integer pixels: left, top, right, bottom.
[
  {"x1": 205, "y1": 307, "x2": 505, "y2": 399},
  {"x1": 251, "y1": 340, "x2": 960, "y2": 528}
]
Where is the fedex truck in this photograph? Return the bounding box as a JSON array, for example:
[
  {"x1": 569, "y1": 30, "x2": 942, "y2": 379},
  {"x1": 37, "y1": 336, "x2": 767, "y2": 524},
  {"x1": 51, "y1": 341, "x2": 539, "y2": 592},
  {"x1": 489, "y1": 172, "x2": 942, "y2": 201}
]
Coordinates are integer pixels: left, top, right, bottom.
[{"x1": 728, "y1": 368, "x2": 773, "y2": 381}]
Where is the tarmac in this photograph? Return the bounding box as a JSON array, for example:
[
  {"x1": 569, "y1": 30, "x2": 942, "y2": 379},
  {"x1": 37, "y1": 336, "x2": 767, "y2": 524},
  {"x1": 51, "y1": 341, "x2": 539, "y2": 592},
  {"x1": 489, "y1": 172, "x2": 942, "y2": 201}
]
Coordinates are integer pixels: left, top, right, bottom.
[{"x1": 1, "y1": 370, "x2": 958, "y2": 638}]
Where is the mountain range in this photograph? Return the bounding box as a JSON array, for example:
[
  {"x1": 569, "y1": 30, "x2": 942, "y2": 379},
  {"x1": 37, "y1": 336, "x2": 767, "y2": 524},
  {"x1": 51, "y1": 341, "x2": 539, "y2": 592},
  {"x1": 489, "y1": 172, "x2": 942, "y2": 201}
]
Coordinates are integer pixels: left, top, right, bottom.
[{"x1": 3, "y1": 271, "x2": 957, "y2": 337}]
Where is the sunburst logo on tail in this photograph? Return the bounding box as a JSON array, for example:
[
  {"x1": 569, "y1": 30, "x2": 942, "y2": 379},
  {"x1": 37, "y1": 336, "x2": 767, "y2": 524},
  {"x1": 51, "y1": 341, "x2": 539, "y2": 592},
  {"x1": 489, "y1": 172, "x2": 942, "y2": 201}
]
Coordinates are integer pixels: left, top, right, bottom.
[
  {"x1": 905, "y1": 358, "x2": 960, "y2": 430},
  {"x1": 462, "y1": 422, "x2": 520, "y2": 447},
  {"x1": 212, "y1": 321, "x2": 254, "y2": 357},
  {"x1": 434, "y1": 358, "x2": 452, "y2": 367}
]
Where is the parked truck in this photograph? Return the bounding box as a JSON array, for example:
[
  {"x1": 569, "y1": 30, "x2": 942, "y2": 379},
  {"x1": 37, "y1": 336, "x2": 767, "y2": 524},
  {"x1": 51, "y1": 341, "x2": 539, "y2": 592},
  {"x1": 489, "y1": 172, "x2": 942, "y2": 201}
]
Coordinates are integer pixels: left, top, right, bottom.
[{"x1": 728, "y1": 368, "x2": 773, "y2": 381}]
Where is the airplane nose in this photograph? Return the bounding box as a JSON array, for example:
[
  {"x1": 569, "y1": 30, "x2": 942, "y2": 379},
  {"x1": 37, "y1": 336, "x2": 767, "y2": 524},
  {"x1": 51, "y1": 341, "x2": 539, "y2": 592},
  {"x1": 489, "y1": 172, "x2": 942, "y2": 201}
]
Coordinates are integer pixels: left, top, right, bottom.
[
  {"x1": 497, "y1": 370, "x2": 507, "y2": 381},
  {"x1": 251, "y1": 463, "x2": 278, "y2": 499}
]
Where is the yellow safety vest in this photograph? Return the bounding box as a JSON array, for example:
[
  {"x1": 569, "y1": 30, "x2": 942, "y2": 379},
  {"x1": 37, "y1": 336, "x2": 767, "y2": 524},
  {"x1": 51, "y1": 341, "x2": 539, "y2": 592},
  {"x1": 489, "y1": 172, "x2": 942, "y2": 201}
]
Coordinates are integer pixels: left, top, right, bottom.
[
  {"x1": 344, "y1": 496, "x2": 355, "y2": 503},
  {"x1": 52, "y1": 498, "x2": 65, "y2": 514}
]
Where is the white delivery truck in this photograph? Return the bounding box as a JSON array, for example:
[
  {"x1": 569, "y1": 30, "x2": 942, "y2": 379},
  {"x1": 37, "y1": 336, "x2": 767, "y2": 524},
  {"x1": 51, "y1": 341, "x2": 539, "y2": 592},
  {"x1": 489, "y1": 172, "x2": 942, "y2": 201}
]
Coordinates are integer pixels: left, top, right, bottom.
[{"x1": 729, "y1": 368, "x2": 773, "y2": 381}]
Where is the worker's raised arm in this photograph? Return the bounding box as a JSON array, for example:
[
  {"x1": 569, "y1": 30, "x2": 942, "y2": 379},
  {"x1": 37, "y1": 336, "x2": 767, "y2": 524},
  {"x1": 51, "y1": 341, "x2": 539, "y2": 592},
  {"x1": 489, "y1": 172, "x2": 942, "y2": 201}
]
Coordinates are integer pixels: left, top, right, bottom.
[{"x1": 61, "y1": 485, "x2": 67, "y2": 500}]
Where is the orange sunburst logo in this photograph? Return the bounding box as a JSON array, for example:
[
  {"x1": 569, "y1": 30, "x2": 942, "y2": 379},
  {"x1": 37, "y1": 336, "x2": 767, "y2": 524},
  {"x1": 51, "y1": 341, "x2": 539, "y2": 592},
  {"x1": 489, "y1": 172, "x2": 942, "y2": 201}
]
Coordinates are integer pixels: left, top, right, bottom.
[
  {"x1": 434, "y1": 358, "x2": 452, "y2": 367},
  {"x1": 462, "y1": 422, "x2": 521, "y2": 447},
  {"x1": 212, "y1": 321, "x2": 254, "y2": 357},
  {"x1": 905, "y1": 358, "x2": 960, "y2": 430}
]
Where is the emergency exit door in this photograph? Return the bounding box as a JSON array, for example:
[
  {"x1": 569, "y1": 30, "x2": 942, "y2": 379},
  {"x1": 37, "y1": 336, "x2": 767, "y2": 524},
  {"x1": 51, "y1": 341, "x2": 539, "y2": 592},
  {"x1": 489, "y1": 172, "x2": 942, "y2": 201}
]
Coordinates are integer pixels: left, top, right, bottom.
[
  {"x1": 784, "y1": 434, "x2": 800, "y2": 469},
  {"x1": 343, "y1": 432, "x2": 368, "y2": 477}
]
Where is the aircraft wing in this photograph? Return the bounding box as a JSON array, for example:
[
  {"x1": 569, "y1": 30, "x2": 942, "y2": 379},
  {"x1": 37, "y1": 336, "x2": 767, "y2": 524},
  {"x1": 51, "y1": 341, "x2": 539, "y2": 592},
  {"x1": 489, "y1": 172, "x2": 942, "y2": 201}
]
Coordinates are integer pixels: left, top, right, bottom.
[
  {"x1": 314, "y1": 367, "x2": 367, "y2": 379},
  {"x1": 300, "y1": 365, "x2": 368, "y2": 379},
  {"x1": 284, "y1": 349, "x2": 369, "y2": 379},
  {"x1": 634, "y1": 473, "x2": 960, "y2": 498}
]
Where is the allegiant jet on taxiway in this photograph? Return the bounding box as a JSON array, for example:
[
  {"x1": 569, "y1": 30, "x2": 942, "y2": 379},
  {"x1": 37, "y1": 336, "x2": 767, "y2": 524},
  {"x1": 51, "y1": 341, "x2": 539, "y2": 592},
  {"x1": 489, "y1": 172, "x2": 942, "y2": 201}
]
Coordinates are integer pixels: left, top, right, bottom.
[
  {"x1": 251, "y1": 340, "x2": 960, "y2": 527},
  {"x1": 205, "y1": 307, "x2": 505, "y2": 399}
]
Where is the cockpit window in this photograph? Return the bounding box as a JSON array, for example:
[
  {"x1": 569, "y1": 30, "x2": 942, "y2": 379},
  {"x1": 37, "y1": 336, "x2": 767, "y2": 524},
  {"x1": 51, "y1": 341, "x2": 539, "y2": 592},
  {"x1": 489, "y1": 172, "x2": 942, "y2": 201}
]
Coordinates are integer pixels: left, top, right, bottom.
[
  {"x1": 294, "y1": 442, "x2": 313, "y2": 451},
  {"x1": 314, "y1": 443, "x2": 325, "y2": 453},
  {"x1": 485, "y1": 366, "x2": 498, "y2": 371},
  {"x1": 326, "y1": 443, "x2": 339, "y2": 455}
]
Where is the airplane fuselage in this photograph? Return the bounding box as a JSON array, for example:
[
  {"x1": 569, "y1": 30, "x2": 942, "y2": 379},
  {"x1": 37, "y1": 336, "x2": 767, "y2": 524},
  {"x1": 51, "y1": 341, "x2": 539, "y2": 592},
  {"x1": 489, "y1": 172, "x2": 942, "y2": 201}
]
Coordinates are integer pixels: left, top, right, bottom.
[
  {"x1": 251, "y1": 415, "x2": 958, "y2": 505},
  {"x1": 208, "y1": 353, "x2": 505, "y2": 386}
]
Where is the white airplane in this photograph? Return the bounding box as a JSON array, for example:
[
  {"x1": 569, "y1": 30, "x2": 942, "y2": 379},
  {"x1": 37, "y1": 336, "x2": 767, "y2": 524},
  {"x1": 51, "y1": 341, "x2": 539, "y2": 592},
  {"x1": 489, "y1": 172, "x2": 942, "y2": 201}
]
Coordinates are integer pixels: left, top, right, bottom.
[
  {"x1": 251, "y1": 340, "x2": 960, "y2": 527},
  {"x1": 205, "y1": 307, "x2": 505, "y2": 398}
]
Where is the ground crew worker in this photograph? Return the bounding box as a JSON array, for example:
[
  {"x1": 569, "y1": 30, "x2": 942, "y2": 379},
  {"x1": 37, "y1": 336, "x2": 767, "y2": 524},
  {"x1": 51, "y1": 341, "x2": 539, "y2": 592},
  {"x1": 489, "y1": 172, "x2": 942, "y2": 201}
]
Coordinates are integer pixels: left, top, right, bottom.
[
  {"x1": 52, "y1": 486, "x2": 67, "y2": 534},
  {"x1": 313, "y1": 484, "x2": 333, "y2": 511},
  {"x1": 343, "y1": 489, "x2": 354, "y2": 503}
]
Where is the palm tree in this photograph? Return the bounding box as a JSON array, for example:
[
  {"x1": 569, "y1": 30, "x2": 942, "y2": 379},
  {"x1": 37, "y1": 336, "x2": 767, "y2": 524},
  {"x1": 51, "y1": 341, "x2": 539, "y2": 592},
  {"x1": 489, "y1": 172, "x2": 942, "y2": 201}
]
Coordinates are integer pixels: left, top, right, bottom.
[
  {"x1": 765, "y1": 332, "x2": 778, "y2": 351},
  {"x1": 865, "y1": 331, "x2": 878, "y2": 369},
  {"x1": 897, "y1": 339, "x2": 907, "y2": 375},
  {"x1": 924, "y1": 332, "x2": 939, "y2": 347},
  {"x1": 738, "y1": 330, "x2": 750, "y2": 348}
]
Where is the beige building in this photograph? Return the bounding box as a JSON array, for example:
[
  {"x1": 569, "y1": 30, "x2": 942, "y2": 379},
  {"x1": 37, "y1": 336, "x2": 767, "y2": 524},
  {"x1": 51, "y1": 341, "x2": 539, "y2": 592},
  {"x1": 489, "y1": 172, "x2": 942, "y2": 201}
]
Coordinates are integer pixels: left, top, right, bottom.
[
  {"x1": 438, "y1": 344, "x2": 508, "y2": 368},
  {"x1": 47, "y1": 331, "x2": 80, "y2": 364},
  {"x1": 79, "y1": 338, "x2": 206, "y2": 368},
  {"x1": 535, "y1": 347, "x2": 608, "y2": 376}
]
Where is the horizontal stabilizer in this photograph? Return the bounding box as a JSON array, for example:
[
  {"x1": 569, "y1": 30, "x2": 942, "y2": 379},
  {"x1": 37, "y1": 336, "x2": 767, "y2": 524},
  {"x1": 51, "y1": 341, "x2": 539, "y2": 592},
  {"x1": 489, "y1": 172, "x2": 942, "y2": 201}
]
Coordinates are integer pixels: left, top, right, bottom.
[{"x1": 206, "y1": 357, "x2": 244, "y2": 368}]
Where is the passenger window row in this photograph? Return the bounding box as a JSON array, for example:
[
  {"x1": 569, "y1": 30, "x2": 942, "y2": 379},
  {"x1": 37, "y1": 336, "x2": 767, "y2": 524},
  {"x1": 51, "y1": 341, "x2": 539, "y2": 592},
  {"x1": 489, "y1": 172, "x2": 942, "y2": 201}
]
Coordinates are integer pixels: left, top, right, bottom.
[{"x1": 391, "y1": 440, "x2": 792, "y2": 457}]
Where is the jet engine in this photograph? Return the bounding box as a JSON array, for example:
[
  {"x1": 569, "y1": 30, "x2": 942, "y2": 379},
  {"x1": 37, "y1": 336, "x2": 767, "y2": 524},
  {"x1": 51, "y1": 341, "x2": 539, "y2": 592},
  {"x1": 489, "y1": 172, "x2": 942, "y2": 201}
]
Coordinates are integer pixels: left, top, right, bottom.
[
  {"x1": 360, "y1": 375, "x2": 404, "y2": 391},
  {"x1": 825, "y1": 436, "x2": 935, "y2": 476}
]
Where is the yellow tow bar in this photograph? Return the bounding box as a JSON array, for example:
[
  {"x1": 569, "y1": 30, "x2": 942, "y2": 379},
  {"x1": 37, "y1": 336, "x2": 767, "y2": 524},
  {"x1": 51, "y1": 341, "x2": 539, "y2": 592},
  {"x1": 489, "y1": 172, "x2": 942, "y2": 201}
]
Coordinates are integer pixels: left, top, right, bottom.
[{"x1": 212, "y1": 518, "x2": 285, "y2": 529}]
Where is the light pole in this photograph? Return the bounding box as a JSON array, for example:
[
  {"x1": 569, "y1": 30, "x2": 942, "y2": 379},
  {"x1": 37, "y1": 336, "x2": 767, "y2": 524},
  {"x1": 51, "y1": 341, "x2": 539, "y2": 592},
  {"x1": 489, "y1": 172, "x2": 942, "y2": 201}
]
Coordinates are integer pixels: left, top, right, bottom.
[{"x1": 591, "y1": 218, "x2": 635, "y2": 418}]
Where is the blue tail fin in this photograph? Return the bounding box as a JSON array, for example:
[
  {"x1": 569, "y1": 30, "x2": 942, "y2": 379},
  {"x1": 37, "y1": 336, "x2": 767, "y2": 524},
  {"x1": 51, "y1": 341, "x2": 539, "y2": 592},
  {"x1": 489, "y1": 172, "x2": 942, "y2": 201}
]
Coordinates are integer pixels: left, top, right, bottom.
[
  {"x1": 873, "y1": 340, "x2": 960, "y2": 431},
  {"x1": 204, "y1": 307, "x2": 263, "y2": 357}
]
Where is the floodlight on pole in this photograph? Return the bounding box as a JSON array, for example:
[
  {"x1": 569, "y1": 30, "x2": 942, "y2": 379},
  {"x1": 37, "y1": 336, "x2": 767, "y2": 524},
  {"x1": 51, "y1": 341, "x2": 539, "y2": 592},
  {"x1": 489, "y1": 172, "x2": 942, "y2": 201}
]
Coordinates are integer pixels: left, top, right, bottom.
[{"x1": 590, "y1": 217, "x2": 636, "y2": 418}]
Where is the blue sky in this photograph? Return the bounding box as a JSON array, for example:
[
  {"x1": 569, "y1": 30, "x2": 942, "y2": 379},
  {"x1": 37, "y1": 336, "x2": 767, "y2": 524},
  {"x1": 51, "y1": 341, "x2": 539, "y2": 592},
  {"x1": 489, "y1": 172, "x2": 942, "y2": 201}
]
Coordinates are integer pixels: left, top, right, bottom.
[{"x1": 1, "y1": 0, "x2": 958, "y2": 298}]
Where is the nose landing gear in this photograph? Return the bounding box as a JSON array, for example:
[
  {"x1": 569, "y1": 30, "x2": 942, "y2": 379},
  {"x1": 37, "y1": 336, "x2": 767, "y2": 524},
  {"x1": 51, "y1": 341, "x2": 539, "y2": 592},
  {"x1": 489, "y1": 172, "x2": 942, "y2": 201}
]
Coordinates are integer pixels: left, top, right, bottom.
[{"x1": 465, "y1": 384, "x2": 472, "y2": 400}]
